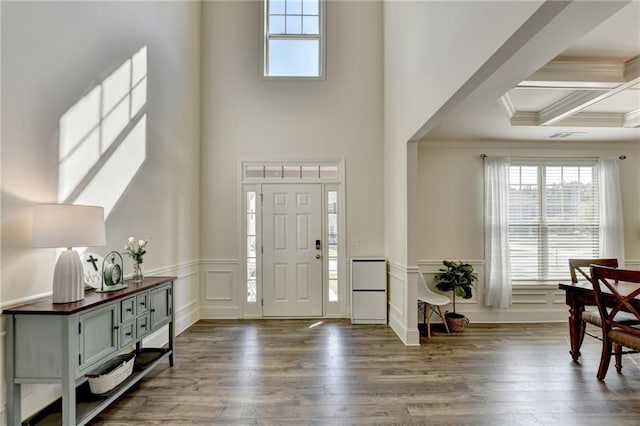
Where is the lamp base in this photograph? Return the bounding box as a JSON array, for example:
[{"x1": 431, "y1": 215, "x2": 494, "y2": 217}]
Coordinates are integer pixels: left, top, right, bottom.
[{"x1": 52, "y1": 249, "x2": 85, "y2": 304}]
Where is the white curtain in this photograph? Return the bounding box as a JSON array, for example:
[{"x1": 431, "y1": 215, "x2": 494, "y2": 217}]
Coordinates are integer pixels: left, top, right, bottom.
[
  {"x1": 484, "y1": 156, "x2": 512, "y2": 308},
  {"x1": 599, "y1": 158, "x2": 625, "y2": 266}
]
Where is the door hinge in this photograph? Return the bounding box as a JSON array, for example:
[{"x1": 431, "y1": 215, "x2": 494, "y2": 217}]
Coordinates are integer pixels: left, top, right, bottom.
[
  {"x1": 261, "y1": 299, "x2": 264, "y2": 306},
  {"x1": 78, "y1": 323, "x2": 82, "y2": 334},
  {"x1": 78, "y1": 354, "x2": 82, "y2": 365},
  {"x1": 261, "y1": 246, "x2": 263, "y2": 254},
  {"x1": 260, "y1": 193, "x2": 264, "y2": 202}
]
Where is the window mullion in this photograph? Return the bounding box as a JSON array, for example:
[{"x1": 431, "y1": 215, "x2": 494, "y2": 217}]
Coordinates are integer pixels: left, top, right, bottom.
[
  {"x1": 539, "y1": 165, "x2": 548, "y2": 280},
  {"x1": 267, "y1": 34, "x2": 320, "y2": 41}
]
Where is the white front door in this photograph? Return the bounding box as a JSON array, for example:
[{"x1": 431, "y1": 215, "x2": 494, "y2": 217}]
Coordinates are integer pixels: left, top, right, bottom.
[{"x1": 262, "y1": 184, "x2": 323, "y2": 317}]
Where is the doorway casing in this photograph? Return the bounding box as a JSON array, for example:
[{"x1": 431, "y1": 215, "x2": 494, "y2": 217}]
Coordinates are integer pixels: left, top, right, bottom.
[{"x1": 239, "y1": 159, "x2": 347, "y2": 319}]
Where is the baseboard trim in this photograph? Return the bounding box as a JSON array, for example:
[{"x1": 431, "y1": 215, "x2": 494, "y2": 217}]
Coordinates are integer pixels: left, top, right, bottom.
[{"x1": 200, "y1": 306, "x2": 241, "y2": 319}]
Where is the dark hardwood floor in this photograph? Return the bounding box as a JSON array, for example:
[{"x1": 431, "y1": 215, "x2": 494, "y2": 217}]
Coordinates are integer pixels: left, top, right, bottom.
[{"x1": 92, "y1": 320, "x2": 640, "y2": 425}]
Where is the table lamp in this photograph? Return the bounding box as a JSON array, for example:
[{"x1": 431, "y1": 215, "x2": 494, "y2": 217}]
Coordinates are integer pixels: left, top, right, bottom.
[{"x1": 32, "y1": 204, "x2": 106, "y2": 303}]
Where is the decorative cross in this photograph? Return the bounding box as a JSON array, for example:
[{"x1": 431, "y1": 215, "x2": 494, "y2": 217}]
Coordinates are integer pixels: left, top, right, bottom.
[{"x1": 86, "y1": 255, "x2": 99, "y2": 271}]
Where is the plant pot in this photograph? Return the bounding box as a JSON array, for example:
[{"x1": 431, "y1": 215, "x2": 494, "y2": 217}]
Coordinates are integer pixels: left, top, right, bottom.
[{"x1": 445, "y1": 312, "x2": 469, "y2": 332}]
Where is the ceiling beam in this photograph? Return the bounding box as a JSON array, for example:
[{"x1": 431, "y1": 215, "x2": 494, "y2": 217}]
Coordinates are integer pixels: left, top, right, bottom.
[
  {"x1": 410, "y1": 1, "x2": 574, "y2": 141},
  {"x1": 538, "y1": 90, "x2": 608, "y2": 125},
  {"x1": 512, "y1": 111, "x2": 626, "y2": 127},
  {"x1": 538, "y1": 73, "x2": 640, "y2": 125},
  {"x1": 518, "y1": 55, "x2": 640, "y2": 90},
  {"x1": 518, "y1": 60, "x2": 624, "y2": 89}
]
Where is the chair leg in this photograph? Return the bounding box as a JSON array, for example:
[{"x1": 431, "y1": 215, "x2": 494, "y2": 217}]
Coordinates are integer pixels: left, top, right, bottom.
[
  {"x1": 436, "y1": 306, "x2": 449, "y2": 334},
  {"x1": 426, "y1": 304, "x2": 432, "y2": 339},
  {"x1": 614, "y1": 343, "x2": 623, "y2": 373},
  {"x1": 597, "y1": 339, "x2": 613, "y2": 381}
]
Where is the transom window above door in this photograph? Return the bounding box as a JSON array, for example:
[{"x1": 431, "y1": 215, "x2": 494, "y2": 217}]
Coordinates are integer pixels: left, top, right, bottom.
[
  {"x1": 263, "y1": 0, "x2": 325, "y2": 78},
  {"x1": 243, "y1": 161, "x2": 340, "y2": 181}
]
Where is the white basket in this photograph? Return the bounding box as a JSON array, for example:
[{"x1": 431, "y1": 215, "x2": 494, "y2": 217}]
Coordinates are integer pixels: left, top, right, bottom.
[{"x1": 86, "y1": 353, "x2": 135, "y2": 394}]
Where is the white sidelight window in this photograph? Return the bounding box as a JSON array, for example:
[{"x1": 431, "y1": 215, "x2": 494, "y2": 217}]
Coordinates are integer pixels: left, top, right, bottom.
[
  {"x1": 327, "y1": 190, "x2": 338, "y2": 301},
  {"x1": 246, "y1": 191, "x2": 258, "y2": 302}
]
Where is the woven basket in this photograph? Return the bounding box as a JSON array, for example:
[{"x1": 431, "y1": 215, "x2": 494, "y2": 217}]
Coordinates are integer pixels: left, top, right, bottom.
[
  {"x1": 445, "y1": 314, "x2": 469, "y2": 332},
  {"x1": 86, "y1": 353, "x2": 135, "y2": 394}
]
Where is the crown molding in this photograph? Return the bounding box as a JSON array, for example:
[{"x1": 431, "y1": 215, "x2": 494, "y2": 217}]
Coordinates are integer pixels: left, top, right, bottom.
[
  {"x1": 510, "y1": 111, "x2": 538, "y2": 126},
  {"x1": 511, "y1": 111, "x2": 626, "y2": 128},
  {"x1": 624, "y1": 109, "x2": 640, "y2": 128},
  {"x1": 520, "y1": 60, "x2": 625, "y2": 88},
  {"x1": 624, "y1": 55, "x2": 640, "y2": 81}
]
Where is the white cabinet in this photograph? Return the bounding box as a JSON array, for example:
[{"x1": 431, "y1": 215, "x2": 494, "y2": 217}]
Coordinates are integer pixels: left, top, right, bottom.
[{"x1": 351, "y1": 258, "x2": 387, "y2": 324}]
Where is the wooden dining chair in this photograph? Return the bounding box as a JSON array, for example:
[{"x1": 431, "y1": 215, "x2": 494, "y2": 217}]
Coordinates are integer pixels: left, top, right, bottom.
[
  {"x1": 569, "y1": 258, "x2": 621, "y2": 346},
  {"x1": 569, "y1": 258, "x2": 640, "y2": 372},
  {"x1": 590, "y1": 265, "x2": 640, "y2": 380}
]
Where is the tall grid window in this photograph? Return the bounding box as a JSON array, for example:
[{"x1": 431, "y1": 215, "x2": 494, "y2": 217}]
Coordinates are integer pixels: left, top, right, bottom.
[
  {"x1": 327, "y1": 191, "x2": 338, "y2": 301},
  {"x1": 246, "y1": 191, "x2": 257, "y2": 302},
  {"x1": 509, "y1": 162, "x2": 600, "y2": 281},
  {"x1": 264, "y1": 0, "x2": 324, "y2": 77}
]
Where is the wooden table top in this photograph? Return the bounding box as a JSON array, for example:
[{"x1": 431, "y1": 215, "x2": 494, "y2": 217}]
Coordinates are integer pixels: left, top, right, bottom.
[
  {"x1": 2, "y1": 276, "x2": 176, "y2": 315},
  {"x1": 559, "y1": 280, "x2": 640, "y2": 295}
]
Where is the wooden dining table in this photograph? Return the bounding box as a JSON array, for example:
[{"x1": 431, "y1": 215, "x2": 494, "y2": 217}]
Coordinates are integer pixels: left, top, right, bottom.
[{"x1": 558, "y1": 280, "x2": 640, "y2": 361}]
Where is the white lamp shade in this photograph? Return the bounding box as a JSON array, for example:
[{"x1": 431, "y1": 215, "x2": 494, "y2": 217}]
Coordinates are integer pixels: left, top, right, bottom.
[{"x1": 33, "y1": 204, "x2": 106, "y2": 248}]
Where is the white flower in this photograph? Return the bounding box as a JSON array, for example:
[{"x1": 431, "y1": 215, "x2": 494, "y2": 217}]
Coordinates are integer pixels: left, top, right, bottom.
[
  {"x1": 128, "y1": 236, "x2": 135, "y2": 243},
  {"x1": 138, "y1": 240, "x2": 146, "y2": 247}
]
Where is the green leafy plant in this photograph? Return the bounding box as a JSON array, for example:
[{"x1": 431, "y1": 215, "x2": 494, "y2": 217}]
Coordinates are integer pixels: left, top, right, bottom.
[{"x1": 434, "y1": 260, "x2": 477, "y2": 314}]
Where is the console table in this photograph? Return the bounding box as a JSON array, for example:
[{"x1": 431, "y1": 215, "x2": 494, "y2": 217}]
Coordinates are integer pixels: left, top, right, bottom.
[{"x1": 3, "y1": 276, "x2": 176, "y2": 426}]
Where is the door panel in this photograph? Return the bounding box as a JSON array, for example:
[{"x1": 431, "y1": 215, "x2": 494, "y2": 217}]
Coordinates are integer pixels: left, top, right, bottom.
[{"x1": 263, "y1": 184, "x2": 322, "y2": 316}]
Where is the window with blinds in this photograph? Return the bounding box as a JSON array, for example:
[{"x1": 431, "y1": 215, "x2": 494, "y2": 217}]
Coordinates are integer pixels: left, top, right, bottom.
[{"x1": 509, "y1": 161, "x2": 600, "y2": 281}]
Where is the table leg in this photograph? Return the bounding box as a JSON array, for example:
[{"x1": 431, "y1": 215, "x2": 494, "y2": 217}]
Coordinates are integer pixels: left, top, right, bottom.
[{"x1": 567, "y1": 294, "x2": 585, "y2": 362}]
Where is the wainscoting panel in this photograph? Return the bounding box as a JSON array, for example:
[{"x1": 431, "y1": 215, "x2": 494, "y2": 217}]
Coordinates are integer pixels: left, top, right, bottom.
[
  {"x1": 388, "y1": 264, "x2": 405, "y2": 319},
  {"x1": 205, "y1": 270, "x2": 234, "y2": 301},
  {"x1": 512, "y1": 291, "x2": 548, "y2": 304},
  {"x1": 387, "y1": 261, "x2": 420, "y2": 346},
  {"x1": 200, "y1": 259, "x2": 241, "y2": 318},
  {"x1": 552, "y1": 291, "x2": 568, "y2": 304}
]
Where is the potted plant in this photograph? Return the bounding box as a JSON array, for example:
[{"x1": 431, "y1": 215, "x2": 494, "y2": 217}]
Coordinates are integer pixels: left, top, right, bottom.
[{"x1": 434, "y1": 260, "x2": 477, "y2": 332}]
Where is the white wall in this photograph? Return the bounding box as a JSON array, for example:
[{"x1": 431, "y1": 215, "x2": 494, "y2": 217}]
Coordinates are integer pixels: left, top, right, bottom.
[
  {"x1": 199, "y1": 1, "x2": 384, "y2": 317},
  {"x1": 383, "y1": 0, "x2": 544, "y2": 263},
  {"x1": 382, "y1": 0, "x2": 543, "y2": 344},
  {"x1": 417, "y1": 140, "x2": 640, "y2": 322},
  {"x1": 1, "y1": 1, "x2": 201, "y2": 420}
]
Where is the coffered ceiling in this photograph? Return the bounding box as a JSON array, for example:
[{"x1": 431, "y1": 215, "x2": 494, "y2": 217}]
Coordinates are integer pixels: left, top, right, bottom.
[{"x1": 425, "y1": 1, "x2": 640, "y2": 143}]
